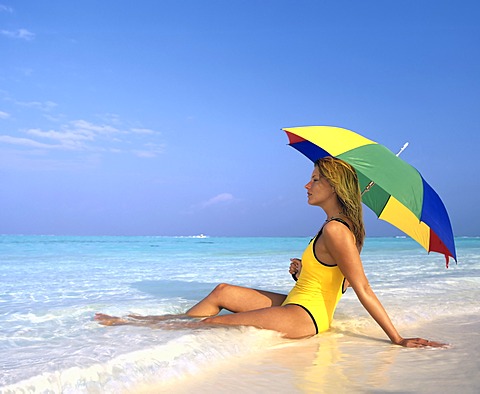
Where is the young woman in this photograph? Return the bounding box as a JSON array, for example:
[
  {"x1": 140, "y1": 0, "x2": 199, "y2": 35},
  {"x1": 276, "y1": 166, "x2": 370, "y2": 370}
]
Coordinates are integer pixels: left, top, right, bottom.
[{"x1": 95, "y1": 157, "x2": 445, "y2": 347}]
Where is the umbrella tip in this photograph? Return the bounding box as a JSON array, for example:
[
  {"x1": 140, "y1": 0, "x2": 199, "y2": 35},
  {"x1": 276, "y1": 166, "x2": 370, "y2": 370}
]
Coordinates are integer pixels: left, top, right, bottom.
[{"x1": 396, "y1": 142, "x2": 409, "y2": 157}]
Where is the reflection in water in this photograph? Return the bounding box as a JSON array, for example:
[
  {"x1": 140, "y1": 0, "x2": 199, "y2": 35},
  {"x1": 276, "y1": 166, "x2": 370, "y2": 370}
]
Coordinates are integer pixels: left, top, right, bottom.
[{"x1": 273, "y1": 332, "x2": 399, "y2": 392}]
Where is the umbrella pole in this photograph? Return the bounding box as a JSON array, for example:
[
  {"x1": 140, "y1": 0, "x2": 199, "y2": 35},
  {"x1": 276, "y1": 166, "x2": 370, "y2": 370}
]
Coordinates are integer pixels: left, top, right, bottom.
[{"x1": 361, "y1": 142, "x2": 409, "y2": 196}]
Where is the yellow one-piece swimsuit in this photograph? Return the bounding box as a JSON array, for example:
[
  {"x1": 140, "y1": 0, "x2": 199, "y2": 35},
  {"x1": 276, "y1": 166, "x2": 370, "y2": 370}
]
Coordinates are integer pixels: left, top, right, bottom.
[{"x1": 282, "y1": 218, "x2": 349, "y2": 334}]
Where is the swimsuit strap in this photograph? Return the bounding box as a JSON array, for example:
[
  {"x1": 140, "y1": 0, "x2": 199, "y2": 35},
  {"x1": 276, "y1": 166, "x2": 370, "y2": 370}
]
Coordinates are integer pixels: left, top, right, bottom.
[
  {"x1": 291, "y1": 218, "x2": 352, "y2": 281},
  {"x1": 319, "y1": 217, "x2": 351, "y2": 236},
  {"x1": 326, "y1": 217, "x2": 351, "y2": 229}
]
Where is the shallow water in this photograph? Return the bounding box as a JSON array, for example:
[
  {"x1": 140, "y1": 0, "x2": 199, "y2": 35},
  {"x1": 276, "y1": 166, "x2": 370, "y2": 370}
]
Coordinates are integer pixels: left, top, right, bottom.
[{"x1": 1, "y1": 235, "x2": 479, "y2": 393}]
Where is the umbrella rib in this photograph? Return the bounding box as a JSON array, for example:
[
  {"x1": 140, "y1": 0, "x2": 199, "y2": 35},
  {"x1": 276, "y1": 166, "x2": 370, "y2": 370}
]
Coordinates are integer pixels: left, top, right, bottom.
[{"x1": 361, "y1": 142, "x2": 409, "y2": 196}]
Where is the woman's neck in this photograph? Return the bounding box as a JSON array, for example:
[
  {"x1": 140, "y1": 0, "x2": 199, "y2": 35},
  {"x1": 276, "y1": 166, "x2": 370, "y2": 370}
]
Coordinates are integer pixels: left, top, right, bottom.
[{"x1": 325, "y1": 211, "x2": 344, "y2": 222}]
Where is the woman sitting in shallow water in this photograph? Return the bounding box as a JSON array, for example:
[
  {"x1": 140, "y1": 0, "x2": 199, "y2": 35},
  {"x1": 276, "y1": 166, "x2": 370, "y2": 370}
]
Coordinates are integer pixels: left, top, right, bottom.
[{"x1": 95, "y1": 157, "x2": 445, "y2": 348}]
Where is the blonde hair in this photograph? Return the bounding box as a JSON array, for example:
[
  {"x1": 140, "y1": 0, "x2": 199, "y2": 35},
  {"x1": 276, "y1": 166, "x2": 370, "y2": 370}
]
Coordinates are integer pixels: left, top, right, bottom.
[{"x1": 315, "y1": 157, "x2": 365, "y2": 250}]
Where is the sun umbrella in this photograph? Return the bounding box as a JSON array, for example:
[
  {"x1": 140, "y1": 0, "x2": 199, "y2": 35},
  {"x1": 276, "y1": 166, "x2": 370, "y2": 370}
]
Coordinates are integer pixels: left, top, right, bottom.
[{"x1": 283, "y1": 125, "x2": 456, "y2": 267}]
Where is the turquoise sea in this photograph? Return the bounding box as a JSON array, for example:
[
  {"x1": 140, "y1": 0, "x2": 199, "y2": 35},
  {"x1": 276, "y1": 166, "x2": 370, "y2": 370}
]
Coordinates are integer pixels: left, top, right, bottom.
[{"x1": 1, "y1": 235, "x2": 479, "y2": 393}]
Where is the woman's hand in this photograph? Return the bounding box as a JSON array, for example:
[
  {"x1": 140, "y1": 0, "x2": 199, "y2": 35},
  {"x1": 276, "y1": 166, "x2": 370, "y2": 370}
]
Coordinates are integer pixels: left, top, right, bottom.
[
  {"x1": 289, "y1": 258, "x2": 302, "y2": 280},
  {"x1": 395, "y1": 337, "x2": 448, "y2": 348}
]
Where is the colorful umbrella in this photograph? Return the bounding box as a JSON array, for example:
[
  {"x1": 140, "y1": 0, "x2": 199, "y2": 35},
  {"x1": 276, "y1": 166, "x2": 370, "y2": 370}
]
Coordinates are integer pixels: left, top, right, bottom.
[{"x1": 283, "y1": 125, "x2": 456, "y2": 267}]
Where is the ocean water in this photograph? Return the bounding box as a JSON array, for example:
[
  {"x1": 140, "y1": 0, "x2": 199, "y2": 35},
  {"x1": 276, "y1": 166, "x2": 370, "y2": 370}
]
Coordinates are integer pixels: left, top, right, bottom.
[{"x1": 0, "y1": 235, "x2": 479, "y2": 393}]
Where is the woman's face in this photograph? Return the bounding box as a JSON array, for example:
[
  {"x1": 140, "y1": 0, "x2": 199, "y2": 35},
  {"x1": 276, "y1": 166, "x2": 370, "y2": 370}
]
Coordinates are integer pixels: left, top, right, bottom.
[{"x1": 305, "y1": 166, "x2": 334, "y2": 206}]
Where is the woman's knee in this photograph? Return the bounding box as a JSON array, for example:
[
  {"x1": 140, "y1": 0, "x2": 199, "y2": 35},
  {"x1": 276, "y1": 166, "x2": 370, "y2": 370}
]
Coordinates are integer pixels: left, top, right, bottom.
[
  {"x1": 201, "y1": 315, "x2": 218, "y2": 325},
  {"x1": 211, "y1": 283, "x2": 234, "y2": 298}
]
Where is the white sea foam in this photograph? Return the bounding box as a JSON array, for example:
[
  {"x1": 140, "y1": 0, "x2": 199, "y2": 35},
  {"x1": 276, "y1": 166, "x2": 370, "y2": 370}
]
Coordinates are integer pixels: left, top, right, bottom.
[{"x1": 1, "y1": 326, "x2": 285, "y2": 393}]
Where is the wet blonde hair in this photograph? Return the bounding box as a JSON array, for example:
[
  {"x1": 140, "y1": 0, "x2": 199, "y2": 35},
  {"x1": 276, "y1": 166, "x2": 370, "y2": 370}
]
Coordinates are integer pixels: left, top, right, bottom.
[{"x1": 315, "y1": 157, "x2": 365, "y2": 250}]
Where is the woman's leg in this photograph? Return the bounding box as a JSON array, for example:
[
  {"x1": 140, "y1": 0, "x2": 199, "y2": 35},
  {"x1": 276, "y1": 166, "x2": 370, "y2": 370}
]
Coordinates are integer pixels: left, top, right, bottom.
[
  {"x1": 203, "y1": 304, "x2": 316, "y2": 339},
  {"x1": 95, "y1": 304, "x2": 317, "y2": 339},
  {"x1": 95, "y1": 283, "x2": 286, "y2": 326},
  {"x1": 185, "y1": 283, "x2": 287, "y2": 317}
]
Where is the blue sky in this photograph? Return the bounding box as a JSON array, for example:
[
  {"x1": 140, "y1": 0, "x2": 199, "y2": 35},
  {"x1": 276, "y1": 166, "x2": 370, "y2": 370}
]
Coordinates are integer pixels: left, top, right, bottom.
[{"x1": 1, "y1": 0, "x2": 479, "y2": 238}]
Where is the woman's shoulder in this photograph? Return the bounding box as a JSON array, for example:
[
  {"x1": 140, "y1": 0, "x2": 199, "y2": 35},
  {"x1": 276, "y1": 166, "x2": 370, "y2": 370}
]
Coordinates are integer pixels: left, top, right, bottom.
[
  {"x1": 325, "y1": 217, "x2": 353, "y2": 231},
  {"x1": 328, "y1": 217, "x2": 351, "y2": 229},
  {"x1": 322, "y1": 219, "x2": 356, "y2": 243},
  {"x1": 315, "y1": 219, "x2": 358, "y2": 262}
]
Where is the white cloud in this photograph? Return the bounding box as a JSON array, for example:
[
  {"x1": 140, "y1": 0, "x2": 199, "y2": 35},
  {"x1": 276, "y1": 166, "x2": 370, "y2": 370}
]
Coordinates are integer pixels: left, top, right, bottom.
[
  {"x1": 131, "y1": 127, "x2": 156, "y2": 135},
  {"x1": 97, "y1": 113, "x2": 121, "y2": 124},
  {"x1": 70, "y1": 119, "x2": 119, "y2": 135},
  {"x1": 0, "y1": 5, "x2": 13, "y2": 13},
  {"x1": 43, "y1": 113, "x2": 65, "y2": 122},
  {"x1": 19, "y1": 120, "x2": 121, "y2": 151},
  {"x1": 1, "y1": 28, "x2": 35, "y2": 41},
  {"x1": 0, "y1": 135, "x2": 60, "y2": 149},
  {"x1": 182, "y1": 193, "x2": 236, "y2": 215},
  {"x1": 27, "y1": 127, "x2": 93, "y2": 141},
  {"x1": 26, "y1": 127, "x2": 93, "y2": 150},
  {"x1": 0, "y1": 104, "x2": 165, "y2": 162},
  {"x1": 132, "y1": 142, "x2": 165, "y2": 158},
  {"x1": 133, "y1": 150, "x2": 156, "y2": 158},
  {"x1": 1, "y1": 118, "x2": 165, "y2": 157},
  {"x1": 15, "y1": 100, "x2": 57, "y2": 111},
  {"x1": 201, "y1": 193, "x2": 235, "y2": 208}
]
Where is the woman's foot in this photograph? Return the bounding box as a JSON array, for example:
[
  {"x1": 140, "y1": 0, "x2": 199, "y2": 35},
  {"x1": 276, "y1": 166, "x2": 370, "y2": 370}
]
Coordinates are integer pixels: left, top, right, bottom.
[{"x1": 94, "y1": 313, "x2": 130, "y2": 326}]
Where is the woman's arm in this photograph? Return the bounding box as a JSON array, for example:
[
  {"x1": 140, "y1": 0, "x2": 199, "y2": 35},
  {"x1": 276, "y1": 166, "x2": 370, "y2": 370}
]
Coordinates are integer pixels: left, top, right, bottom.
[{"x1": 321, "y1": 222, "x2": 446, "y2": 348}]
